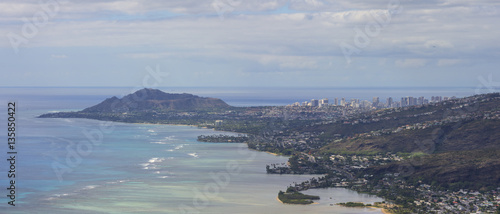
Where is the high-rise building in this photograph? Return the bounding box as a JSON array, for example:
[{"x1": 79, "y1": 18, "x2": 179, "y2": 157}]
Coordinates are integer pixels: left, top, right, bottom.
[
  {"x1": 431, "y1": 96, "x2": 443, "y2": 103},
  {"x1": 409, "y1": 97, "x2": 416, "y2": 106},
  {"x1": 340, "y1": 98, "x2": 346, "y2": 106},
  {"x1": 417, "y1": 96, "x2": 424, "y2": 105},
  {"x1": 386, "y1": 97, "x2": 393, "y2": 108},
  {"x1": 395, "y1": 101, "x2": 401, "y2": 108},
  {"x1": 310, "y1": 99, "x2": 319, "y2": 107},
  {"x1": 334, "y1": 98, "x2": 338, "y2": 106},
  {"x1": 372, "y1": 97, "x2": 380, "y2": 108},
  {"x1": 319, "y1": 98, "x2": 329, "y2": 107}
]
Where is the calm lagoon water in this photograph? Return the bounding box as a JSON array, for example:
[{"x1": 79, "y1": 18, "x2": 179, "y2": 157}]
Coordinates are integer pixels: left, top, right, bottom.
[{"x1": 3, "y1": 87, "x2": 468, "y2": 213}]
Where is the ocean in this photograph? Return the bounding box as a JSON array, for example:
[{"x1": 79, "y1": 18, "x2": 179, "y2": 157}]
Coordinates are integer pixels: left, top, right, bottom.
[{"x1": 0, "y1": 87, "x2": 483, "y2": 213}]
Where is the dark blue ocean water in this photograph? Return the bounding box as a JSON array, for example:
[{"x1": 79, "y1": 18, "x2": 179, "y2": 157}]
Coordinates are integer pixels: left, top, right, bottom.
[{"x1": 0, "y1": 86, "x2": 479, "y2": 213}]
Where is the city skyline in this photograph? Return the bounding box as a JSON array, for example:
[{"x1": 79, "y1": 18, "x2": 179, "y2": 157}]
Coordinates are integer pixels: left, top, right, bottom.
[{"x1": 291, "y1": 95, "x2": 457, "y2": 109}]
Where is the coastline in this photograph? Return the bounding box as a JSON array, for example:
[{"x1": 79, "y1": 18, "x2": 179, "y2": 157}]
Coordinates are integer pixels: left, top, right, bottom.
[
  {"x1": 336, "y1": 202, "x2": 392, "y2": 214},
  {"x1": 276, "y1": 196, "x2": 284, "y2": 204},
  {"x1": 265, "y1": 151, "x2": 280, "y2": 156},
  {"x1": 248, "y1": 147, "x2": 289, "y2": 157},
  {"x1": 381, "y1": 208, "x2": 392, "y2": 214},
  {"x1": 133, "y1": 122, "x2": 200, "y2": 128},
  {"x1": 44, "y1": 117, "x2": 389, "y2": 212},
  {"x1": 138, "y1": 120, "x2": 389, "y2": 213}
]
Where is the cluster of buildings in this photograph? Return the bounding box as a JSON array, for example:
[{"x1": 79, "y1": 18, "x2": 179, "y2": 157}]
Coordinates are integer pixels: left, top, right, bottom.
[
  {"x1": 290, "y1": 98, "x2": 330, "y2": 108},
  {"x1": 412, "y1": 187, "x2": 500, "y2": 213},
  {"x1": 289, "y1": 96, "x2": 458, "y2": 109}
]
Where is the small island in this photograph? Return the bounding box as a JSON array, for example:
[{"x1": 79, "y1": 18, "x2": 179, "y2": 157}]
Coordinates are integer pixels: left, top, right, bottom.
[
  {"x1": 336, "y1": 202, "x2": 370, "y2": 207},
  {"x1": 277, "y1": 189, "x2": 320, "y2": 205},
  {"x1": 197, "y1": 134, "x2": 249, "y2": 143}
]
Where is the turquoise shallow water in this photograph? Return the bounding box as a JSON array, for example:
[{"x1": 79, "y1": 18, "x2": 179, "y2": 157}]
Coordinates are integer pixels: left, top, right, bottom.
[{"x1": 0, "y1": 88, "x2": 384, "y2": 213}]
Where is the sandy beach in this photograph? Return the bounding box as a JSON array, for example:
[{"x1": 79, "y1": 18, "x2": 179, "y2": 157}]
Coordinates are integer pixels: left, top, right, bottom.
[{"x1": 266, "y1": 151, "x2": 280, "y2": 156}]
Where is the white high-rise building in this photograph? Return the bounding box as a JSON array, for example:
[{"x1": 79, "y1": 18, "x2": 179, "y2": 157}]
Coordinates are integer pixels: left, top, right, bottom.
[{"x1": 319, "y1": 98, "x2": 329, "y2": 107}]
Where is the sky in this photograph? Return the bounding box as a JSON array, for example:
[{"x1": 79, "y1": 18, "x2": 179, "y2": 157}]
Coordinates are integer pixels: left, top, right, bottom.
[{"x1": 0, "y1": 0, "x2": 499, "y2": 88}]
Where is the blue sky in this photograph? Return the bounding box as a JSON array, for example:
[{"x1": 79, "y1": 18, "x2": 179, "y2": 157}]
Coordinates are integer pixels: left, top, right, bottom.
[{"x1": 1, "y1": 0, "x2": 499, "y2": 88}]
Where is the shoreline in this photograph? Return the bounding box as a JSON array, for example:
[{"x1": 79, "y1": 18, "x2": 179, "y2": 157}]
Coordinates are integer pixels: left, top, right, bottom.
[
  {"x1": 336, "y1": 202, "x2": 393, "y2": 214},
  {"x1": 45, "y1": 117, "x2": 391, "y2": 213},
  {"x1": 265, "y1": 151, "x2": 280, "y2": 156},
  {"x1": 381, "y1": 208, "x2": 392, "y2": 214},
  {"x1": 368, "y1": 206, "x2": 392, "y2": 214},
  {"x1": 248, "y1": 147, "x2": 290, "y2": 157},
  {"x1": 276, "y1": 196, "x2": 284, "y2": 204}
]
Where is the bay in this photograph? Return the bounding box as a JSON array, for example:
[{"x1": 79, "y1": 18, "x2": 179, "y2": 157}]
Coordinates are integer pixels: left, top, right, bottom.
[{"x1": 0, "y1": 87, "x2": 395, "y2": 213}]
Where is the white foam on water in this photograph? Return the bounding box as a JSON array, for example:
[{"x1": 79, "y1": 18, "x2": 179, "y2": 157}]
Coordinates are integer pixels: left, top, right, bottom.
[
  {"x1": 188, "y1": 153, "x2": 199, "y2": 158},
  {"x1": 164, "y1": 136, "x2": 176, "y2": 140},
  {"x1": 151, "y1": 141, "x2": 167, "y2": 144},
  {"x1": 81, "y1": 185, "x2": 99, "y2": 190},
  {"x1": 140, "y1": 157, "x2": 169, "y2": 170},
  {"x1": 148, "y1": 157, "x2": 165, "y2": 163}
]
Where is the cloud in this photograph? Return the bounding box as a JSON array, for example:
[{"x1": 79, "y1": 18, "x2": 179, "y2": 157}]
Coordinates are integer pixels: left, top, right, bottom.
[
  {"x1": 51, "y1": 54, "x2": 68, "y2": 59},
  {"x1": 1, "y1": 0, "x2": 499, "y2": 87},
  {"x1": 395, "y1": 59, "x2": 427, "y2": 68},
  {"x1": 120, "y1": 52, "x2": 170, "y2": 59},
  {"x1": 437, "y1": 59, "x2": 461, "y2": 67}
]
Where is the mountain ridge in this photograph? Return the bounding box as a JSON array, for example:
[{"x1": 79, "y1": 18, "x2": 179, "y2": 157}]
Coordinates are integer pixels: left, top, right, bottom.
[{"x1": 80, "y1": 88, "x2": 231, "y2": 113}]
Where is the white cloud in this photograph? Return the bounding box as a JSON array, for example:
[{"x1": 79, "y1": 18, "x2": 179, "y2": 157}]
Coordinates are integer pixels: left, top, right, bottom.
[
  {"x1": 120, "y1": 52, "x2": 171, "y2": 59},
  {"x1": 395, "y1": 59, "x2": 427, "y2": 68},
  {"x1": 437, "y1": 59, "x2": 461, "y2": 67},
  {"x1": 1, "y1": 0, "x2": 500, "y2": 87}
]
